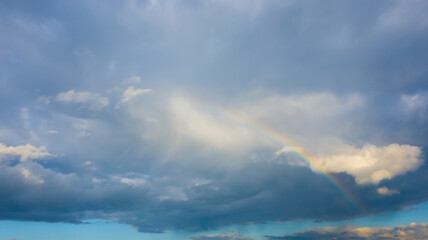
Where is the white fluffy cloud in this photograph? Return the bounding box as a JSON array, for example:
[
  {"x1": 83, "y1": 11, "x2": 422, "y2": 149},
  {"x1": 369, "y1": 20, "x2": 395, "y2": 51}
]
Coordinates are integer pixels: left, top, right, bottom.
[
  {"x1": 318, "y1": 144, "x2": 422, "y2": 185},
  {"x1": 56, "y1": 89, "x2": 109, "y2": 110},
  {"x1": 0, "y1": 143, "x2": 52, "y2": 162}
]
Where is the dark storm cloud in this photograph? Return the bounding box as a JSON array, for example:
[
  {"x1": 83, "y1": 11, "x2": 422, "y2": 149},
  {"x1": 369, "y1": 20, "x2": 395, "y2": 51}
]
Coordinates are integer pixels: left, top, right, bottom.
[{"x1": 2, "y1": 153, "x2": 428, "y2": 233}]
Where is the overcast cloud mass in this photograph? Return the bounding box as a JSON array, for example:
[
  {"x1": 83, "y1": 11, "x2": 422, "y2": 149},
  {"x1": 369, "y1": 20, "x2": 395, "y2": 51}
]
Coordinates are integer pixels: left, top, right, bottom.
[{"x1": 1, "y1": 0, "x2": 428, "y2": 239}]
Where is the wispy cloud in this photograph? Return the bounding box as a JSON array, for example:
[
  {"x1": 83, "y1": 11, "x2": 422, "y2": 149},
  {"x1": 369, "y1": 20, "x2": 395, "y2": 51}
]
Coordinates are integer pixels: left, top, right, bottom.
[
  {"x1": 56, "y1": 90, "x2": 109, "y2": 110},
  {"x1": 116, "y1": 86, "x2": 152, "y2": 108}
]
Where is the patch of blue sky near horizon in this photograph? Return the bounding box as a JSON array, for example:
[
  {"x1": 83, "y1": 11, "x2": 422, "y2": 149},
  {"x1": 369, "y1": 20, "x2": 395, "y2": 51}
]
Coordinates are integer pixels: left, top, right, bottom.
[
  {"x1": 2, "y1": 201, "x2": 428, "y2": 240},
  {"x1": 0, "y1": 219, "x2": 188, "y2": 240}
]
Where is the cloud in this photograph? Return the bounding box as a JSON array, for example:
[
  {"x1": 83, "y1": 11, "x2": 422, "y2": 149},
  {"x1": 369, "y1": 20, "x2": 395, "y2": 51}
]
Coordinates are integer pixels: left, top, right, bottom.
[
  {"x1": 1, "y1": 0, "x2": 428, "y2": 235},
  {"x1": 56, "y1": 90, "x2": 109, "y2": 110},
  {"x1": 400, "y1": 92, "x2": 428, "y2": 120},
  {"x1": 112, "y1": 176, "x2": 146, "y2": 187},
  {"x1": 116, "y1": 86, "x2": 152, "y2": 108},
  {"x1": 1, "y1": 90, "x2": 426, "y2": 232},
  {"x1": 318, "y1": 144, "x2": 422, "y2": 185},
  {"x1": 163, "y1": 93, "x2": 422, "y2": 189},
  {"x1": 244, "y1": 93, "x2": 364, "y2": 121},
  {"x1": 20, "y1": 167, "x2": 44, "y2": 184},
  {"x1": 163, "y1": 92, "x2": 363, "y2": 157},
  {"x1": 268, "y1": 222, "x2": 428, "y2": 240},
  {"x1": 0, "y1": 136, "x2": 426, "y2": 233},
  {"x1": 0, "y1": 143, "x2": 52, "y2": 162},
  {"x1": 377, "y1": 187, "x2": 399, "y2": 196},
  {"x1": 37, "y1": 96, "x2": 51, "y2": 105},
  {"x1": 238, "y1": 93, "x2": 366, "y2": 153},
  {"x1": 168, "y1": 96, "x2": 268, "y2": 153},
  {"x1": 401, "y1": 93, "x2": 428, "y2": 111}
]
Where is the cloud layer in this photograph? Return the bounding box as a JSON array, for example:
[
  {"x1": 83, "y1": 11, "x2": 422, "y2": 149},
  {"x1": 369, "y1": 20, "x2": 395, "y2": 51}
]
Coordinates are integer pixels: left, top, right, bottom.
[
  {"x1": 0, "y1": 0, "x2": 428, "y2": 235},
  {"x1": 268, "y1": 222, "x2": 428, "y2": 240}
]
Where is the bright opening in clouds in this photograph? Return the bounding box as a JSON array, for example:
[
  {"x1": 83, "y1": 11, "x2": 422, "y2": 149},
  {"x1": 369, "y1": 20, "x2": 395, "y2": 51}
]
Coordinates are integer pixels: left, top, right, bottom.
[{"x1": 1, "y1": 1, "x2": 428, "y2": 240}]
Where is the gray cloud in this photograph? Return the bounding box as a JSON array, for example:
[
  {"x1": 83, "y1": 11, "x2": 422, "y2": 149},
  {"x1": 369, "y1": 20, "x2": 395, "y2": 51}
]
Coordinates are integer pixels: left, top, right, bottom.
[{"x1": 1, "y1": 145, "x2": 428, "y2": 233}]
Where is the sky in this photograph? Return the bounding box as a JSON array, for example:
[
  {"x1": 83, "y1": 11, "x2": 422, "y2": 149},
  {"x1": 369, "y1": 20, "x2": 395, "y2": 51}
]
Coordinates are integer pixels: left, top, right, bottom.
[{"x1": 1, "y1": 0, "x2": 428, "y2": 239}]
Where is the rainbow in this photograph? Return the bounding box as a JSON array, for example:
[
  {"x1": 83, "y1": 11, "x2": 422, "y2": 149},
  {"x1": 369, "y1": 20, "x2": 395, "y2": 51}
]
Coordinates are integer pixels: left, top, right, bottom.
[{"x1": 182, "y1": 96, "x2": 366, "y2": 213}]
